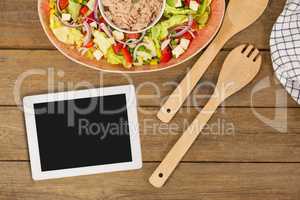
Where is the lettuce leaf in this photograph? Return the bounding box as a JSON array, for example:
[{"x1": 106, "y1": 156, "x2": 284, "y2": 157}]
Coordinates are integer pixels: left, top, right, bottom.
[
  {"x1": 194, "y1": 0, "x2": 211, "y2": 28},
  {"x1": 93, "y1": 31, "x2": 113, "y2": 55},
  {"x1": 198, "y1": 0, "x2": 209, "y2": 16},
  {"x1": 166, "y1": 0, "x2": 177, "y2": 7},
  {"x1": 152, "y1": 15, "x2": 188, "y2": 40},
  {"x1": 68, "y1": 0, "x2": 81, "y2": 21},
  {"x1": 164, "y1": 4, "x2": 195, "y2": 18},
  {"x1": 106, "y1": 48, "x2": 126, "y2": 65},
  {"x1": 52, "y1": 26, "x2": 83, "y2": 45},
  {"x1": 49, "y1": 13, "x2": 62, "y2": 29}
]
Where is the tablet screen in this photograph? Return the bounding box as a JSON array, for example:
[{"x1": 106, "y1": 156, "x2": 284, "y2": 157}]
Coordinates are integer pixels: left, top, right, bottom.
[{"x1": 33, "y1": 94, "x2": 132, "y2": 171}]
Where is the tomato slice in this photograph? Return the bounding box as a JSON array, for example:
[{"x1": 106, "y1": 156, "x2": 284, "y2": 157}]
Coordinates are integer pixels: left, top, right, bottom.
[
  {"x1": 121, "y1": 47, "x2": 133, "y2": 64},
  {"x1": 112, "y1": 43, "x2": 123, "y2": 54},
  {"x1": 59, "y1": 0, "x2": 69, "y2": 10},
  {"x1": 182, "y1": 32, "x2": 193, "y2": 40},
  {"x1": 160, "y1": 47, "x2": 172, "y2": 63},
  {"x1": 126, "y1": 33, "x2": 141, "y2": 40},
  {"x1": 184, "y1": 0, "x2": 200, "y2": 7},
  {"x1": 80, "y1": 6, "x2": 89, "y2": 16},
  {"x1": 98, "y1": 16, "x2": 106, "y2": 24},
  {"x1": 191, "y1": 20, "x2": 198, "y2": 30},
  {"x1": 86, "y1": 12, "x2": 95, "y2": 23},
  {"x1": 184, "y1": 0, "x2": 190, "y2": 7},
  {"x1": 85, "y1": 41, "x2": 94, "y2": 48}
]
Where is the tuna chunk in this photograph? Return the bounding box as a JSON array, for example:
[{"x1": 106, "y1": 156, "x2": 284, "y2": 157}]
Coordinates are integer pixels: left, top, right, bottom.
[{"x1": 102, "y1": 0, "x2": 163, "y2": 31}]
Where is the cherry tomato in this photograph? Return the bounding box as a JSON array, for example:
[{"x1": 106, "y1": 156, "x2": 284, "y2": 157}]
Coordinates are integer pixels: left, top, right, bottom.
[
  {"x1": 86, "y1": 12, "x2": 95, "y2": 23},
  {"x1": 59, "y1": 0, "x2": 69, "y2": 10},
  {"x1": 191, "y1": 20, "x2": 198, "y2": 30},
  {"x1": 182, "y1": 32, "x2": 193, "y2": 40},
  {"x1": 184, "y1": 0, "x2": 190, "y2": 7},
  {"x1": 121, "y1": 47, "x2": 133, "y2": 64},
  {"x1": 85, "y1": 41, "x2": 94, "y2": 48},
  {"x1": 80, "y1": 6, "x2": 89, "y2": 16},
  {"x1": 184, "y1": 0, "x2": 200, "y2": 7},
  {"x1": 98, "y1": 16, "x2": 106, "y2": 24},
  {"x1": 112, "y1": 43, "x2": 123, "y2": 54},
  {"x1": 160, "y1": 47, "x2": 172, "y2": 63},
  {"x1": 126, "y1": 33, "x2": 141, "y2": 40}
]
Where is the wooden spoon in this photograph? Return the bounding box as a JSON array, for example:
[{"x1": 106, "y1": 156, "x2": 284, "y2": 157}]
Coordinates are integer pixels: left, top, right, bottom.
[
  {"x1": 157, "y1": 0, "x2": 269, "y2": 123},
  {"x1": 149, "y1": 44, "x2": 262, "y2": 188}
]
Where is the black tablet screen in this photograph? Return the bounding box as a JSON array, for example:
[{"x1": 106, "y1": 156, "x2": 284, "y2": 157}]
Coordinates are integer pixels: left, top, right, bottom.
[{"x1": 33, "y1": 94, "x2": 132, "y2": 171}]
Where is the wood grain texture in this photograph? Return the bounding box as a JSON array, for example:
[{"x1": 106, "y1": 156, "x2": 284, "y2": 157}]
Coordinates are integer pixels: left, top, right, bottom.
[
  {"x1": 0, "y1": 162, "x2": 300, "y2": 200},
  {"x1": 0, "y1": 0, "x2": 286, "y2": 50},
  {"x1": 0, "y1": 50, "x2": 298, "y2": 107},
  {"x1": 151, "y1": 45, "x2": 263, "y2": 187},
  {"x1": 0, "y1": 0, "x2": 299, "y2": 198},
  {"x1": 1, "y1": 106, "x2": 300, "y2": 162}
]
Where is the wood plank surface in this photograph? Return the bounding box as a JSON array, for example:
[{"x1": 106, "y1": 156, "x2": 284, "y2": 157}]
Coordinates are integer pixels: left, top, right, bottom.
[
  {"x1": 1, "y1": 106, "x2": 300, "y2": 162},
  {"x1": 0, "y1": 0, "x2": 286, "y2": 50},
  {"x1": 0, "y1": 162, "x2": 300, "y2": 200},
  {"x1": 1, "y1": 0, "x2": 299, "y2": 199},
  {"x1": 0, "y1": 50, "x2": 298, "y2": 107}
]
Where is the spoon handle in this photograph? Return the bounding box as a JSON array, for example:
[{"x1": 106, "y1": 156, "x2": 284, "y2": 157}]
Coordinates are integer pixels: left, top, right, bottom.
[
  {"x1": 149, "y1": 97, "x2": 220, "y2": 188},
  {"x1": 157, "y1": 11, "x2": 234, "y2": 123}
]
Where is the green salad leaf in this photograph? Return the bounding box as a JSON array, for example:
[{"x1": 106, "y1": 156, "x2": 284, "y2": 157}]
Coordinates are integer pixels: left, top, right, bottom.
[
  {"x1": 164, "y1": 4, "x2": 195, "y2": 18},
  {"x1": 194, "y1": 0, "x2": 211, "y2": 28},
  {"x1": 166, "y1": 0, "x2": 177, "y2": 7},
  {"x1": 52, "y1": 26, "x2": 83, "y2": 45},
  {"x1": 106, "y1": 48, "x2": 126, "y2": 65},
  {"x1": 198, "y1": 0, "x2": 209, "y2": 16},
  {"x1": 150, "y1": 15, "x2": 188, "y2": 40},
  {"x1": 68, "y1": 0, "x2": 81, "y2": 21},
  {"x1": 49, "y1": 13, "x2": 62, "y2": 29},
  {"x1": 93, "y1": 31, "x2": 113, "y2": 55}
]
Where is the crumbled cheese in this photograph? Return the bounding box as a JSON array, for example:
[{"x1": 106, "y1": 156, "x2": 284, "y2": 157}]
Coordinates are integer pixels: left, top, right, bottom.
[
  {"x1": 112, "y1": 30, "x2": 125, "y2": 41},
  {"x1": 93, "y1": 50, "x2": 103, "y2": 61},
  {"x1": 179, "y1": 38, "x2": 190, "y2": 50},
  {"x1": 189, "y1": 0, "x2": 199, "y2": 11},
  {"x1": 175, "y1": 0, "x2": 183, "y2": 7},
  {"x1": 61, "y1": 13, "x2": 71, "y2": 21},
  {"x1": 89, "y1": 21, "x2": 98, "y2": 29},
  {"x1": 108, "y1": 37, "x2": 116, "y2": 45},
  {"x1": 172, "y1": 45, "x2": 185, "y2": 58}
]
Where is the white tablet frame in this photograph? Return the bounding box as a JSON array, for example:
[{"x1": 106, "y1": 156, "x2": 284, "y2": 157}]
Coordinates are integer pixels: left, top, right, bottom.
[{"x1": 23, "y1": 85, "x2": 142, "y2": 180}]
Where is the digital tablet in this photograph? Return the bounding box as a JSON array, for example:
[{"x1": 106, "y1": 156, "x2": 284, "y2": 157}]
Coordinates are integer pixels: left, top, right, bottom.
[{"x1": 23, "y1": 85, "x2": 142, "y2": 180}]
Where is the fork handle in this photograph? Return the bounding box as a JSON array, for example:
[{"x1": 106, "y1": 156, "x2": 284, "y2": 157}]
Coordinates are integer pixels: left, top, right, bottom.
[
  {"x1": 149, "y1": 98, "x2": 220, "y2": 188},
  {"x1": 157, "y1": 18, "x2": 233, "y2": 123}
]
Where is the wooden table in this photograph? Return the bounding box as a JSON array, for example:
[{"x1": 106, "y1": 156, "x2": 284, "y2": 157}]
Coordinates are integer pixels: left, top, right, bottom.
[{"x1": 1, "y1": 0, "x2": 300, "y2": 199}]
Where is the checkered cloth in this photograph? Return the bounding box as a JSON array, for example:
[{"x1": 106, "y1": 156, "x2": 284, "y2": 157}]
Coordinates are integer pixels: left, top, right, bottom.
[{"x1": 270, "y1": 0, "x2": 300, "y2": 104}]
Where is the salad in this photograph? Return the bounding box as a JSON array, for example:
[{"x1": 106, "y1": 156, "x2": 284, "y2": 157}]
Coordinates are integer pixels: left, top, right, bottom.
[{"x1": 49, "y1": 0, "x2": 212, "y2": 68}]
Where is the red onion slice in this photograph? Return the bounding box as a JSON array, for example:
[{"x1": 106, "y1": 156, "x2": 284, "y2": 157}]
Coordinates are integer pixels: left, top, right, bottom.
[
  {"x1": 161, "y1": 39, "x2": 171, "y2": 50},
  {"x1": 117, "y1": 31, "x2": 146, "y2": 47},
  {"x1": 171, "y1": 15, "x2": 193, "y2": 38},
  {"x1": 187, "y1": 30, "x2": 196, "y2": 39},
  {"x1": 93, "y1": 0, "x2": 99, "y2": 21},
  {"x1": 79, "y1": 47, "x2": 89, "y2": 55},
  {"x1": 56, "y1": 0, "x2": 62, "y2": 14},
  {"x1": 172, "y1": 26, "x2": 196, "y2": 39},
  {"x1": 83, "y1": 21, "x2": 92, "y2": 46},
  {"x1": 133, "y1": 42, "x2": 148, "y2": 60},
  {"x1": 100, "y1": 23, "x2": 112, "y2": 38}
]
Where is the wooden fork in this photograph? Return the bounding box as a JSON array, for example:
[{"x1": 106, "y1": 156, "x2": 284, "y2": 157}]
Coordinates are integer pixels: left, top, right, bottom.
[{"x1": 149, "y1": 44, "x2": 262, "y2": 188}]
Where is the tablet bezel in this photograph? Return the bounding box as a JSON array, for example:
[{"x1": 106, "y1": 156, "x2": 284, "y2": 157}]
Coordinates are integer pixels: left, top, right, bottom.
[{"x1": 23, "y1": 85, "x2": 142, "y2": 180}]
